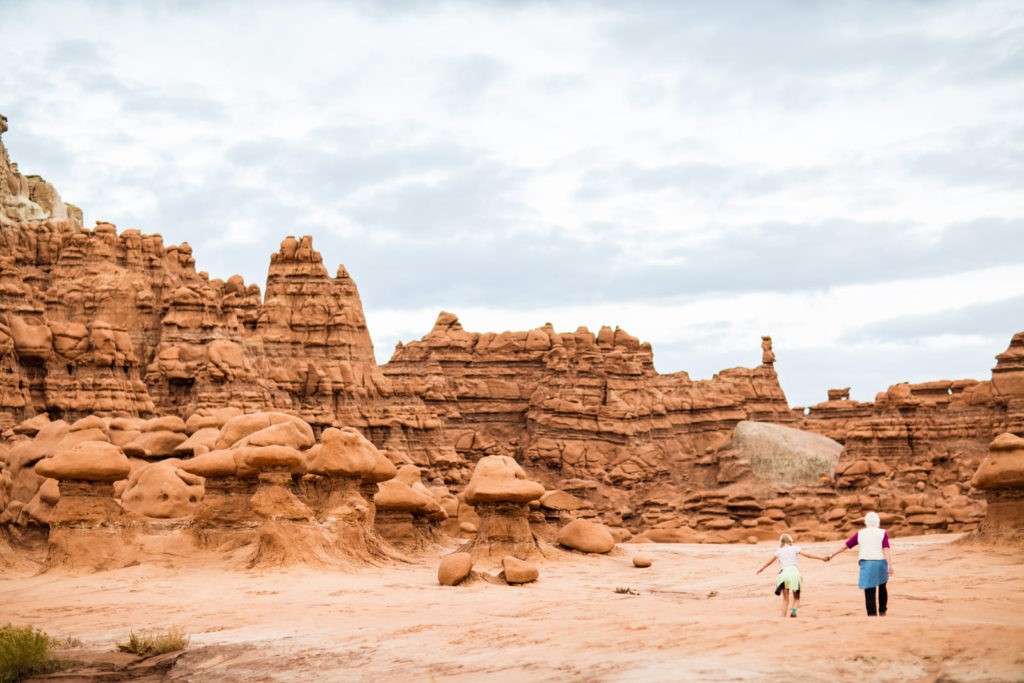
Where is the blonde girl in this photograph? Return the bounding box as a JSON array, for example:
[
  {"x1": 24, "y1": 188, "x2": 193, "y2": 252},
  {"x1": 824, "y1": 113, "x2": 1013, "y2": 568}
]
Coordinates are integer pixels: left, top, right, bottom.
[{"x1": 756, "y1": 533, "x2": 827, "y2": 617}]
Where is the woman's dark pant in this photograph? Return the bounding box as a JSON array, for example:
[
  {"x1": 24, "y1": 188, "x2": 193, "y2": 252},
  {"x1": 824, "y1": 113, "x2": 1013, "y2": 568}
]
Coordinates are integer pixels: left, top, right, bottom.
[{"x1": 864, "y1": 583, "x2": 888, "y2": 615}]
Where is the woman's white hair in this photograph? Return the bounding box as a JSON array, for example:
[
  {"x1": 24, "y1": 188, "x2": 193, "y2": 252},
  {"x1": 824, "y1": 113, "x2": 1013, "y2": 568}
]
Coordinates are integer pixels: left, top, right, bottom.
[{"x1": 864, "y1": 511, "x2": 880, "y2": 528}]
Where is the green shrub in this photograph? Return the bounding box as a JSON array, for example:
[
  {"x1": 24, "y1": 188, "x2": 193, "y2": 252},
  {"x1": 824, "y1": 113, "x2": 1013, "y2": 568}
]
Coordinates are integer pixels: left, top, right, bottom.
[
  {"x1": 0, "y1": 623, "x2": 58, "y2": 683},
  {"x1": 116, "y1": 628, "x2": 190, "y2": 657}
]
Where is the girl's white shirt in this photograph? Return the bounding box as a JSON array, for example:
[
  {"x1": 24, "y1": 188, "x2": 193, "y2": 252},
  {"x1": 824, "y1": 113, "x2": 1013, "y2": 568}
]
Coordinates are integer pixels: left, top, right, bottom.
[{"x1": 775, "y1": 545, "x2": 801, "y2": 567}]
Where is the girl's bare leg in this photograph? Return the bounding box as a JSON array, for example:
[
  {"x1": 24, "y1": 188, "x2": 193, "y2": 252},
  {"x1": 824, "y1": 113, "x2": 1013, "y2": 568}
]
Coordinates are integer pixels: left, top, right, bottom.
[{"x1": 780, "y1": 589, "x2": 790, "y2": 617}]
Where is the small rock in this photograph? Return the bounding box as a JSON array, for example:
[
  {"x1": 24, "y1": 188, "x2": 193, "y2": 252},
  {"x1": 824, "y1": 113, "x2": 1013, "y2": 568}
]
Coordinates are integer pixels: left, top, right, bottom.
[
  {"x1": 437, "y1": 552, "x2": 473, "y2": 586},
  {"x1": 502, "y1": 556, "x2": 539, "y2": 584},
  {"x1": 632, "y1": 556, "x2": 652, "y2": 568}
]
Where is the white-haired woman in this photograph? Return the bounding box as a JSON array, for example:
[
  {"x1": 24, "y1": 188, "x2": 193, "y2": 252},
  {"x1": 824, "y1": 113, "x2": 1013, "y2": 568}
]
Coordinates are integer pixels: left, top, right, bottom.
[
  {"x1": 827, "y1": 511, "x2": 894, "y2": 616},
  {"x1": 756, "y1": 533, "x2": 827, "y2": 618}
]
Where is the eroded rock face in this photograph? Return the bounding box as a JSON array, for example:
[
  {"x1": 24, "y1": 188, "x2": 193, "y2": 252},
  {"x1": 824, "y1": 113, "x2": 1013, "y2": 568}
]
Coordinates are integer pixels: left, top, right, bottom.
[{"x1": 0, "y1": 114, "x2": 1020, "y2": 553}]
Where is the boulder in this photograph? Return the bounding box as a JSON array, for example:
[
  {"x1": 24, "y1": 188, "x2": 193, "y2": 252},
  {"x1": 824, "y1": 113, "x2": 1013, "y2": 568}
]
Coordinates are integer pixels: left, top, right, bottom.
[
  {"x1": 502, "y1": 555, "x2": 539, "y2": 584},
  {"x1": 438, "y1": 552, "x2": 473, "y2": 586},
  {"x1": 557, "y1": 519, "x2": 616, "y2": 553}
]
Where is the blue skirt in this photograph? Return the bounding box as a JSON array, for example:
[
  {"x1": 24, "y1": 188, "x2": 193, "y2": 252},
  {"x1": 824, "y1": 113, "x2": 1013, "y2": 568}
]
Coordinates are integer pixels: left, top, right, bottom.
[{"x1": 858, "y1": 559, "x2": 888, "y2": 589}]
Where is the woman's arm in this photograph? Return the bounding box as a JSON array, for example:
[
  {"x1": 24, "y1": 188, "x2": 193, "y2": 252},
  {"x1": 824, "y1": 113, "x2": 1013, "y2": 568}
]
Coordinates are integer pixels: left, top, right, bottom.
[
  {"x1": 826, "y1": 546, "x2": 849, "y2": 562},
  {"x1": 755, "y1": 556, "x2": 777, "y2": 574},
  {"x1": 884, "y1": 546, "x2": 894, "y2": 576}
]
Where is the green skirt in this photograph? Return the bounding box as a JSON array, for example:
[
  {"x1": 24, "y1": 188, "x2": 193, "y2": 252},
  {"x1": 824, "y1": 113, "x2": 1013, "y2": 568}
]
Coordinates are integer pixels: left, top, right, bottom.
[{"x1": 776, "y1": 565, "x2": 802, "y2": 591}]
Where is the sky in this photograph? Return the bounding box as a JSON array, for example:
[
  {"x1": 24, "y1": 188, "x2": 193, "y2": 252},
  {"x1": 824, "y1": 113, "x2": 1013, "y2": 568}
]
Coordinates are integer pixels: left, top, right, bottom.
[{"x1": 1, "y1": 0, "x2": 1022, "y2": 408}]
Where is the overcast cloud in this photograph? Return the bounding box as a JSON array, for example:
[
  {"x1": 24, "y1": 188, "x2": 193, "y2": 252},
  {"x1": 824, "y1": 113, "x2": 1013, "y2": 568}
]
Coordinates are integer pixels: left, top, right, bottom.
[{"x1": 1, "y1": 0, "x2": 1022, "y2": 407}]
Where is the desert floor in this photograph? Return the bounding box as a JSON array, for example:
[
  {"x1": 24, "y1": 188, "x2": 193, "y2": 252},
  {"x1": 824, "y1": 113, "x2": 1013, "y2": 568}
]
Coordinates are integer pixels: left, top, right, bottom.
[{"x1": 3, "y1": 533, "x2": 1023, "y2": 682}]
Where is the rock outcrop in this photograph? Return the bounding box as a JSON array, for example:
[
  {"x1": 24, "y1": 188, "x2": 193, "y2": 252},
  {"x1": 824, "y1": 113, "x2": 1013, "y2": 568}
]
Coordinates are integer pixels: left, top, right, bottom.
[
  {"x1": 458, "y1": 455, "x2": 547, "y2": 561},
  {"x1": 0, "y1": 114, "x2": 1020, "y2": 560},
  {"x1": 971, "y1": 433, "x2": 1024, "y2": 541}
]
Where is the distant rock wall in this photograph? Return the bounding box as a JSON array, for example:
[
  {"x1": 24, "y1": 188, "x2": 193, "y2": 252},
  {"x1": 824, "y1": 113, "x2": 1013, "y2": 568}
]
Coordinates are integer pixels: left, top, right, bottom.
[{"x1": 1, "y1": 114, "x2": 1019, "y2": 545}]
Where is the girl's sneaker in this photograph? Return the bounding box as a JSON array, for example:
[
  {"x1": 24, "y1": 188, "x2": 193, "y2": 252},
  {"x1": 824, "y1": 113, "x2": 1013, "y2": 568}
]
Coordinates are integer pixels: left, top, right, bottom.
[{"x1": 790, "y1": 608, "x2": 797, "y2": 618}]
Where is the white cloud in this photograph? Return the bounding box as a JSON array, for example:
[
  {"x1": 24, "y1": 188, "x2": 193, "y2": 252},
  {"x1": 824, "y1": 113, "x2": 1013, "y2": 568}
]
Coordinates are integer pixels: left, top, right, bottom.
[{"x1": 1, "y1": 0, "x2": 1021, "y2": 410}]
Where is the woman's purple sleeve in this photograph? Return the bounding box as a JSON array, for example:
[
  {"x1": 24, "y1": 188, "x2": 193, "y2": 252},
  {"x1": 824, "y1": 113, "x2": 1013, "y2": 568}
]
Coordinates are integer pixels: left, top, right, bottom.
[
  {"x1": 882, "y1": 531, "x2": 890, "y2": 548},
  {"x1": 844, "y1": 532, "x2": 859, "y2": 549}
]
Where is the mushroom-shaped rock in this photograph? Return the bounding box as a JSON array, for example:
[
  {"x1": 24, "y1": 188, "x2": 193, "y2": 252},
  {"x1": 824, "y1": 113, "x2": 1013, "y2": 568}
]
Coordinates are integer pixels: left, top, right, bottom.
[
  {"x1": 459, "y1": 455, "x2": 547, "y2": 562},
  {"x1": 121, "y1": 461, "x2": 205, "y2": 519},
  {"x1": 36, "y1": 441, "x2": 130, "y2": 482},
  {"x1": 464, "y1": 455, "x2": 545, "y2": 505},
  {"x1": 972, "y1": 433, "x2": 1024, "y2": 490},
  {"x1": 557, "y1": 519, "x2": 616, "y2": 554},
  {"x1": 438, "y1": 552, "x2": 473, "y2": 586},
  {"x1": 374, "y1": 469, "x2": 444, "y2": 548},
  {"x1": 35, "y1": 442, "x2": 135, "y2": 571},
  {"x1": 502, "y1": 555, "x2": 539, "y2": 584},
  {"x1": 971, "y1": 433, "x2": 1024, "y2": 538}
]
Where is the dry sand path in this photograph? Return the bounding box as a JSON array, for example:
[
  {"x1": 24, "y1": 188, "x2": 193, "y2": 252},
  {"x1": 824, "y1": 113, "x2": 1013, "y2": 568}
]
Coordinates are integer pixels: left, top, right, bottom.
[{"x1": 3, "y1": 534, "x2": 1022, "y2": 682}]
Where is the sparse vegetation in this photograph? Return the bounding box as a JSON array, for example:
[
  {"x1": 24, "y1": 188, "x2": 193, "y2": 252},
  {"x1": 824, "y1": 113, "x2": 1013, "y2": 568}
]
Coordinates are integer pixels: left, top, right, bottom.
[
  {"x1": 0, "y1": 623, "x2": 61, "y2": 683},
  {"x1": 707, "y1": 590, "x2": 719, "y2": 598},
  {"x1": 116, "y1": 628, "x2": 190, "y2": 657},
  {"x1": 614, "y1": 586, "x2": 639, "y2": 595}
]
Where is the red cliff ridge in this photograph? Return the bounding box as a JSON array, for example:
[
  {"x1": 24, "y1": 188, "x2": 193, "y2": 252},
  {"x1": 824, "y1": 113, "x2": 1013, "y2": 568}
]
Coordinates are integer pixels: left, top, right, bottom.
[{"x1": 0, "y1": 114, "x2": 1020, "y2": 571}]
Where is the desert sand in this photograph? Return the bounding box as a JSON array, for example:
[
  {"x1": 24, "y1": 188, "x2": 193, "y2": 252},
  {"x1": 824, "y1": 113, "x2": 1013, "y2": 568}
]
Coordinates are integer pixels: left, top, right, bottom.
[{"x1": 3, "y1": 534, "x2": 1022, "y2": 682}]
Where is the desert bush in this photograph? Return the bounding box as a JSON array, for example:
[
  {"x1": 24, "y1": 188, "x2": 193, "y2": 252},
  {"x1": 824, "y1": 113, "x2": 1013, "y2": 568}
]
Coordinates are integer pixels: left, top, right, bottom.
[
  {"x1": 613, "y1": 586, "x2": 639, "y2": 595},
  {"x1": 116, "y1": 628, "x2": 190, "y2": 657},
  {"x1": 0, "y1": 623, "x2": 59, "y2": 683}
]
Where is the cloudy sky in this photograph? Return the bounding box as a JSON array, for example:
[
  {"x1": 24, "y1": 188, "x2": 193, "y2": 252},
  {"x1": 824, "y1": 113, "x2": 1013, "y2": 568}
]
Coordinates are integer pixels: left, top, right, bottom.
[{"x1": 2, "y1": 0, "x2": 1022, "y2": 408}]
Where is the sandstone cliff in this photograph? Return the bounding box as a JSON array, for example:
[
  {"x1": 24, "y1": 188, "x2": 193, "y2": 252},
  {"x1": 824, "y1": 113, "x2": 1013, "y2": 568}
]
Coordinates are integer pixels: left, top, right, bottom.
[{"x1": 1, "y1": 114, "x2": 1019, "y2": 549}]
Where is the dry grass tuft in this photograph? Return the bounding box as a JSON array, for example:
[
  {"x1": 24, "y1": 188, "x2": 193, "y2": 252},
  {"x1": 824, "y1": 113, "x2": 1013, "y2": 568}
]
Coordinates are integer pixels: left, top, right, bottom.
[{"x1": 116, "y1": 628, "x2": 190, "y2": 657}]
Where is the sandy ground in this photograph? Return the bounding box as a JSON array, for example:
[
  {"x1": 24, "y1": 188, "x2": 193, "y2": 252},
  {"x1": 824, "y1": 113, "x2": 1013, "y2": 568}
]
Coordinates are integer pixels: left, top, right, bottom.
[{"x1": 2, "y1": 534, "x2": 1023, "y2": 682}]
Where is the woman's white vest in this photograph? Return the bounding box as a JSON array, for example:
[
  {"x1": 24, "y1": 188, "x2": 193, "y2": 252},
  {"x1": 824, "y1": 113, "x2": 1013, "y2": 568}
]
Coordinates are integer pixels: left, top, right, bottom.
[{"x1": 857, "y1": 527, "x2": 886, "y2": 561}]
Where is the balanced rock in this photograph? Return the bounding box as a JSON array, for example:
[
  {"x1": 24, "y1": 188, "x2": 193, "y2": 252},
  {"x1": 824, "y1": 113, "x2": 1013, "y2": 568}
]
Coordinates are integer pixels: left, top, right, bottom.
[{"x1": 733, "y1": 421, "x2": 841, "y2": 486}]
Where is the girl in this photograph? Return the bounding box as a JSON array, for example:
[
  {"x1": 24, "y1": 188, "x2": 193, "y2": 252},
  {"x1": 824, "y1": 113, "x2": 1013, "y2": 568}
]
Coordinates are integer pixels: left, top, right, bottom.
[{"x1": 756, "y1": 533, "x2": 827, "y2": 617}]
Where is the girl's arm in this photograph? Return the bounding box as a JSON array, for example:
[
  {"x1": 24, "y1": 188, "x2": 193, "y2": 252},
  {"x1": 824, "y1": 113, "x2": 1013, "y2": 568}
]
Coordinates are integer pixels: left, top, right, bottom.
[
  {"x1": 799, "y1": 551, "x2": 827, "y2": 562},
  {"x1": 755, "y1": 556, "x2": 777, "y2": 574}
]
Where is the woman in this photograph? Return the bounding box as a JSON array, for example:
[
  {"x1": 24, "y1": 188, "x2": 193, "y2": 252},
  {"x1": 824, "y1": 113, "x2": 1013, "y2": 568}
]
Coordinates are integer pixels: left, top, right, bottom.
[{"x1": 827, "y1": 511, "x2": 894, "y2": 616}]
